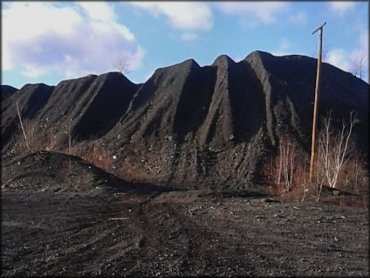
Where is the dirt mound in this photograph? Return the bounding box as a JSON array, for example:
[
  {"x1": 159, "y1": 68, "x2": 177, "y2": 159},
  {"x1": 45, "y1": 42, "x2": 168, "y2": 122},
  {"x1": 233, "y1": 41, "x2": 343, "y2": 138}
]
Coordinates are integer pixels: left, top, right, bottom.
[{"x1": 1, "y1": 151, "x2": 170, "y2": 195}]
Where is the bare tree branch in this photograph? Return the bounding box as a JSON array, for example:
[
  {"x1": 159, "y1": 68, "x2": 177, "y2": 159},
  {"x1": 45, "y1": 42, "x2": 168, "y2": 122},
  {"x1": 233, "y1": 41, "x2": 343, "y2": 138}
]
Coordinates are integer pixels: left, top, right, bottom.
[
  {"x1": 113, "y1": 55, "x2": 131, "y2": 74},
  {"x1": 351, "y1": 53, "x2": 367, "y2": 79},
  {"x1": 316, "y1": 111, "x2": 358, "y2": 188},
  {"x1": 15, "y1": 99, "x2": 31, "y2": 152}
]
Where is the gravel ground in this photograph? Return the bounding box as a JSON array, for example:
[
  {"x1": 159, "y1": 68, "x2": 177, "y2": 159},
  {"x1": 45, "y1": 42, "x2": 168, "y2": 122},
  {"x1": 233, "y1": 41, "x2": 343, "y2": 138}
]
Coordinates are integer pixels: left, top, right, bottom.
[{"x1": 2, "y1": 189, "x2": 368, "y2": 277}]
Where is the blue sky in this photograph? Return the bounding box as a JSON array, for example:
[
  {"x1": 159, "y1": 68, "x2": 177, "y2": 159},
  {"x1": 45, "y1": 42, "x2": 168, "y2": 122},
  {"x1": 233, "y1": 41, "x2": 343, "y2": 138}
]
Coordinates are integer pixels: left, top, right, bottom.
[{"x1": 2, "y1": 1, "x2": 368, "y2": 89}]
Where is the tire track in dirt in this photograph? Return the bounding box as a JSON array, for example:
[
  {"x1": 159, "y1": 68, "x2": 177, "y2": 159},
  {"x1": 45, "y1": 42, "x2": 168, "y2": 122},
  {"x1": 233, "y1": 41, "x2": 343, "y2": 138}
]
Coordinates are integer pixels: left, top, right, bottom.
[
  {"x1": 122, "y1": 193, "x2": 191, "y2": 276},
  {"x1": 165, "y1": 202, "x2": 208, "y2": 275},
  {"x1": 149, "y1": 190, "x2": 255, "y2": 276}
]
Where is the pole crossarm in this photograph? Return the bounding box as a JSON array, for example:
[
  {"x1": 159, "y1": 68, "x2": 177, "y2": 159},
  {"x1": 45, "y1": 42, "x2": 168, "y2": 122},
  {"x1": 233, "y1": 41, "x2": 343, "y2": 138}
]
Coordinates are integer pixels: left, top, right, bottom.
[{"x1": 312, "y1": 22, "x2": 326, "y2": 35}]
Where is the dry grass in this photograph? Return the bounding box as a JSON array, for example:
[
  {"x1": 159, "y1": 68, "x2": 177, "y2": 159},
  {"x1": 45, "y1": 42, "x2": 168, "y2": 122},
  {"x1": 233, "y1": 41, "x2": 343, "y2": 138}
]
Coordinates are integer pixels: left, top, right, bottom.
[
  {"x1": 69, "y1": 141, "x2": 112, "y2": 171},
  {"x1": 264, "y1": 136, "x2": 311, "y2": 202},
  {"x1": 13, "y1": 119, "x2": 63, "y2": 155},
  {"x1": 336, "y1": 156, "x2": 369, "y2": 194},
  {"x1": 10, "y1": 116, "x2": 368, "y2": 208}
]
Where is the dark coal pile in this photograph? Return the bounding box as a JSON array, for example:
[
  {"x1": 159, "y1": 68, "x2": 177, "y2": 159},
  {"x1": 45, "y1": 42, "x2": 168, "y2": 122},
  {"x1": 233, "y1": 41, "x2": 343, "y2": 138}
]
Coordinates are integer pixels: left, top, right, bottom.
[
  {"x1": 103, "y1": 51, "x2": 369, "y2": 190},
  {"x1": 2, "y1": 51, "x2": 368, "y2": 190},
  {"x1": 1, "y1": 73, "x2": 138, "y2": 155}
]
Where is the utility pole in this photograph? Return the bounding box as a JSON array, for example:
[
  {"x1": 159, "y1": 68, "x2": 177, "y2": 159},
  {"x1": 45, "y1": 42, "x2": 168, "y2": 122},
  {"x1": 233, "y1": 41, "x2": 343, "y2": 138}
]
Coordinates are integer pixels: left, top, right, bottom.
[{"x1": 309, "y1": 22, "x2": 326, "y2": 183}]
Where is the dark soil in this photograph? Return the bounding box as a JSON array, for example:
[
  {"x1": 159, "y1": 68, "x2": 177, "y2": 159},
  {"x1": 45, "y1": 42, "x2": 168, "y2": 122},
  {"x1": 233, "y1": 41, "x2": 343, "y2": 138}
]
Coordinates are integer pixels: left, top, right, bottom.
[{"x1": 1, "y1": 152, "x2": 369, "y2": 277}]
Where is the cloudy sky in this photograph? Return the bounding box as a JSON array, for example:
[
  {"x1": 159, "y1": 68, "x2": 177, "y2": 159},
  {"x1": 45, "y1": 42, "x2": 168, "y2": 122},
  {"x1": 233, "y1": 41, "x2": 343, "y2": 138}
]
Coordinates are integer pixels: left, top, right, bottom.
[{"x1": 2, "y1": 1, "x2": 368, "y2": 88}]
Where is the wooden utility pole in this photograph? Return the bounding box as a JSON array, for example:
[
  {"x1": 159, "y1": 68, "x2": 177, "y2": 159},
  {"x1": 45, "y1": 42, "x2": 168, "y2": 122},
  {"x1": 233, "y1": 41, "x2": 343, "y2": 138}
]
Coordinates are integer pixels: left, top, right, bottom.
[{"x1": 309, "y1": 22, "x2": 326, "y2": 183}]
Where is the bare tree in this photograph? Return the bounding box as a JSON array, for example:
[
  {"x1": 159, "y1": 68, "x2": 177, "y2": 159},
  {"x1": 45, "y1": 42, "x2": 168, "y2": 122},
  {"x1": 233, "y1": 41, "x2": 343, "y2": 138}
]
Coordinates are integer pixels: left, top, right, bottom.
[
  {"x1": 313, "y1": 152, "x2": 326, "y2": 201},
  {"x1": 277, "y1": 138, "x2": 296, "y2": 191},
  {"x1": 351, "y1": 53, "x2": 367, "y2": 79},
  {"x1": 65, "y1": 119, "x2": 72, "y2": 155},
  {"x1": 15, "y1": 99, "x2": 31, "y2": 152},
  {"x1": 264, "y1": 112, "x2": 364, "y2": 202},
  {"x1": 113, "y1": 55, "x2": 131, "y2": 74},
  {"x1": 271, "y1": 136, "x2": 308, "y2": 195},
  {"x1": 316, "y1": 111, "x2": 359, "y2": 189}
]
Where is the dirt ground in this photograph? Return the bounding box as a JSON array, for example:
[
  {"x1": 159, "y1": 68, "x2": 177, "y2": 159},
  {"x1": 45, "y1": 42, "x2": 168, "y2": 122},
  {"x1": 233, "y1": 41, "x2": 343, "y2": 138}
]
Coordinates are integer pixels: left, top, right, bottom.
[
  {"x1": 1, "y1": 188, "x2": 368, "y2": 277},
  {"x1": 1, "y1": 151, "x2": 369, "y2": 277}
]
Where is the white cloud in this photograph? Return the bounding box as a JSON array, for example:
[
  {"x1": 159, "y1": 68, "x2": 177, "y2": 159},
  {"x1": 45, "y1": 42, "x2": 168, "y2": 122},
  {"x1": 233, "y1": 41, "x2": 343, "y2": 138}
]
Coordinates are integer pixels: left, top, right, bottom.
[
  {"x1": 216, "y1": 2, "x2": 289, "y2": 25},
  {"x1": 2, "y1": 2, "x2": 145, "y2": 79},
  {"x1": 326, "y1": 49, "x2": 350, "y2": 71},
  {"x1": 348, "y1": 31, "x2": 369, "y2": 79},
  {"x1": 289, "y1": 11, "x2": 307, "y2": 24},
  {"x1": 77, "y1": 2, "x2": 117, "y2": 22},
  {"x1": 130, "y1": 2, "x2": 213, "y2": 31},
  {"x1": 270, "y1": 38, "x2": 293, "y2": 56},
  {"x1": 328, "y1": 2, "x2": 355, "y2": 15},
  {"x1": 326, "y1": 30, "x2": 368, "y2": 81}
]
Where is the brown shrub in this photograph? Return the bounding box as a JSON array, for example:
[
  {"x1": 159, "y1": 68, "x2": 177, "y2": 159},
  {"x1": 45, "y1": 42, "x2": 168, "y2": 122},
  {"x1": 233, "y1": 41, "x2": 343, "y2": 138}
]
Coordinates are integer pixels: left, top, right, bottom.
[
  {"x1": 70, "y1": 141, "x2": 112, "y2": 171},
  {"x1": 264, "y1": 136, "x2": 310, "y2": 202},
  {"x1": 263, "y1": 112, "x2": 368, "y2": 207},
  {"x1": 13, "y1": 119, "x2": 60, "y2": 155}
]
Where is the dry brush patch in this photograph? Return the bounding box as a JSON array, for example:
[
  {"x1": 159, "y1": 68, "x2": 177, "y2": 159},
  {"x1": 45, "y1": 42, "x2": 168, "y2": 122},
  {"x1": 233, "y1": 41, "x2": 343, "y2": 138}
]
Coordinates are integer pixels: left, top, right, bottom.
[
  {"x1": 69, "y1": 141, "x2": 112, "y2": 172},
  {"x1": 314, "y1": 111, "x2": 368, "y2": 203},
  {"x1": 263, "y1": 136, "x2": 310, "y2": 202},
  {"x1": 264, "y1": 112, "x2": 368, "y2": 207},
  {"x1": 13, "y1": 120, "x2": 54, "y2": 154},
  {"x1": 8, "y1": 108, "x2": 368, "y2": 208},
  {"x1": 316, "y1": 111, "x2": 359, "y2": 189}
]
